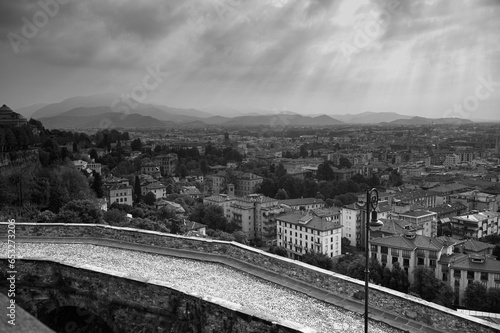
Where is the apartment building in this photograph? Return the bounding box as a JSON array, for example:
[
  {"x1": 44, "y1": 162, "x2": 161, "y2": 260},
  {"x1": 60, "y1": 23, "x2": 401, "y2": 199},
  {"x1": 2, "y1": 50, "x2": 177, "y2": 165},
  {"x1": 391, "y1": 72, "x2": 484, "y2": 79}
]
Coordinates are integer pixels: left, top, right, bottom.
[
  {"x1": 210, "y1": 171, "x2": 263, "y2": 197},
  {"x1": 371, "y1": 233, "x2": 498, "y2": 306},
  {"x1": 153, "y1": 154, "x2": 178, "y2": 175},
  {"x1": 370, "y1": 233, "x2": 446, "y2": 281},
  {"x1": 392, "y1": 190, "x2": 437, "y2": 211},
  {"x1": 429, "y1": 183, "x2": 470, "y2": 204},
  {"x1": 397, "y1": 210, "x2": 438, "y2": 237},
  {"x1": 276, "y1": 210, "x2": 342, "y2": 260},
  {"x1": 140, "y1": 163, "x2": 161, "y2": 179},
  {"x1": 449, "y1": 191, "x2": 498, "y2": 212},
  {"x1": 448, "y1": 211, "x2": 500, "y2": 239},
  {"x1": 342, "y1": 201, "x2": 391, "y2": 249},
  {"x1": 104, "y1": 184, "x2": 133, "y2": 206},
  {"x1": 230, "y1": 194, "x2": 283, "y2": 241},
  {"x1": 141, "y1": 182, "x2": 167, "y2": 199},
  {"x1": 203, "y1": 194, "x2": 234, "y2": 219}
]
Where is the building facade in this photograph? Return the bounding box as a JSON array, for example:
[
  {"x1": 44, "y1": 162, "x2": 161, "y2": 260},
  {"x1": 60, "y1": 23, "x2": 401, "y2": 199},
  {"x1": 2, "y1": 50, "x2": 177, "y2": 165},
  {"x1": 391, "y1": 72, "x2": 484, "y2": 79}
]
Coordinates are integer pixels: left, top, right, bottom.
[{"x1": 276, "y1": 211, "x2": 342, "y2": 260}]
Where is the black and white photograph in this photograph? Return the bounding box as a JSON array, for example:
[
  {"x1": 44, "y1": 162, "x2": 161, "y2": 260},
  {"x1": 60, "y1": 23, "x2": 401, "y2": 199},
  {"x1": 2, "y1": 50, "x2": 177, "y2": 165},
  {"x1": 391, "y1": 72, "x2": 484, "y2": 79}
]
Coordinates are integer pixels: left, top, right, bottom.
[{"x1": 1, "y1": 0, "x2": 500, "y2": 332}]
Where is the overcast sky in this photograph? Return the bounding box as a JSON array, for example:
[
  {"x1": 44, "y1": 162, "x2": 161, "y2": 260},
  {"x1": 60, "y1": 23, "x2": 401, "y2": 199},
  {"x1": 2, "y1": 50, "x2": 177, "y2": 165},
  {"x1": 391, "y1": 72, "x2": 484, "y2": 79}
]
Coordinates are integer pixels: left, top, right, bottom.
[{"x1": 1, "y1": 0, "x2": 499, "y2": 119}]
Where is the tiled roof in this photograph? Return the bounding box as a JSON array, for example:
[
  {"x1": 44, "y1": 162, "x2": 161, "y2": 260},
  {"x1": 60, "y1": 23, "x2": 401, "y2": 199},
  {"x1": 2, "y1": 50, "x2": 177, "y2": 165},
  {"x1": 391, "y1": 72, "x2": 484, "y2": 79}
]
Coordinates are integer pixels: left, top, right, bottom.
[
  {"x1": 277, "y1": 212, "x2": 342, "y2": 231},
  {"x1": 236, "y1": 194, "x2": 276, "y2": 204},
  {"x1": 370, "y1": 235, "x2": 417, "y2": 250},
  {"x1": 429, "y1": 183, "x2": 470, "y2": 194},
  {"x1": 462, "y1": 239, "x2": 494, "y2": 253},
  {"x1": 311, "y1": 207, "x2": 341, "y2": 217},
  {"x1": 399, "y1": 210, "x2": 436, "y2": 218},
  {"x1": 280, "y1": 198, "x2": 325, "y2": 206},
  {"x1": 428, "y1": 202, "x2": 467, "y2": 215},
  {"x1": 374, "y1": 219, "x2": 423, "y2": 236},
  {"x1": 371, "y1": 234, "x2": 444, "y2": 251},
  {"x1": 448, "y1": 253, "x2": 500, "y2": 273},
  {"x1": 203, "y1": 195, "x2": 234, "y2": 202}
]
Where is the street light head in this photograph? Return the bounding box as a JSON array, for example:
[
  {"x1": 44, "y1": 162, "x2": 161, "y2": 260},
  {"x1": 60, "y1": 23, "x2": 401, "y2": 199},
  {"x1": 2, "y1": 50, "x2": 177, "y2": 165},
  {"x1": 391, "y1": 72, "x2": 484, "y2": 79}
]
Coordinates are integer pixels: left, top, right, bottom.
[{"x1": 369, "y1": 211, "x2": 384, "y2": 227}]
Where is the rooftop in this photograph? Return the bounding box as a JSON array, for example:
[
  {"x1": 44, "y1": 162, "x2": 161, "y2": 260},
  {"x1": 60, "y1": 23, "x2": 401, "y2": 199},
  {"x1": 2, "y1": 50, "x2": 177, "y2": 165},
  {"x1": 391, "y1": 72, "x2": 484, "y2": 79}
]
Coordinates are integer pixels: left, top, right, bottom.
[
  {"x1": 279, "y1": 197, "x2": 325, "y2": 207},
  {"x1": 277, "y1": 212, "x2": 342, "y2": 231},
  {"x1": 371, "y1": 234, "x2": 445, "y2": 251}
]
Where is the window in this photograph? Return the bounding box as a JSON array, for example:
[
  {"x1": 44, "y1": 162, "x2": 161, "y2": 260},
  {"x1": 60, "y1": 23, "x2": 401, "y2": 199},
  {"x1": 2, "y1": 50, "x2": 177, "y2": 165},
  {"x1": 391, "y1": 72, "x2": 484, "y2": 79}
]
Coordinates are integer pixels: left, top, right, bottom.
[
  {"x1": 454, "y1": 269, "x2": 461, "y2": 278},
  {"x1": 371, "y1": 245, "x2": 378, "y2": 252},
  {"x1": 417, "y1": 257, "x2": 424, "y2": 266},
  {"x1": 481, "y1": 272, "x2": 488, "y2": 281},
  {"x1": 381, "y1": 246, "x2": 388, "y2": 254},
  {"x1": 371, "y1": 253, "x2": 377, "y2": 260},
  {"x1": 391, "y1": 248, "x2": 399, "y2": 257},
  {"x1": 381, "y1": 254, "x2": 387, "y2": 263},
  {"x1": 430, "y1": 259, "x2": 436, "y2": 267},
  {"x1": 392, "y1": 256, "x2": 398, "y2": 264},
  {"x1": 454, "y1": 279, "x2": 460, "y2": 287},
  {"x1": 467, "y1": 271, "x2": 475, "y2": 279},
  {"x1": 494, "y1": 273, "x2": 500, "y2": 282},
  {"x1": 402, "y1": 250, "x2": 411, "y2": 258},
  {"x1": 416, "y1": 249, "x2": 425, "y2": 257}
]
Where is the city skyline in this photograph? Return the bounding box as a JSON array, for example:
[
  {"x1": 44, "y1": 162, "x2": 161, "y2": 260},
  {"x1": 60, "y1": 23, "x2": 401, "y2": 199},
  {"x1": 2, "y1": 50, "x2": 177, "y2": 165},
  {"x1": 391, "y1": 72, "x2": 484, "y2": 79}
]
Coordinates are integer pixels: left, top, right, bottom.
[{"x1": 1, "y1": 0, "x2": 500, "y2": 120}]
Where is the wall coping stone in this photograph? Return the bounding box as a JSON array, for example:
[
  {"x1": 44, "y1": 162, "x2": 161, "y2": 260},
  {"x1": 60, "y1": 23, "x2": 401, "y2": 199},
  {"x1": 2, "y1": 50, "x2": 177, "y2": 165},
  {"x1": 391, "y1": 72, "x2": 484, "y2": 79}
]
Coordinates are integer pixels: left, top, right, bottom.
[
  {"x1": 5, "y1": 257, "x2": 316, "y2": 333},
  {"x1": 3, "y1": 222, "x2": 500, "y2": 332}
]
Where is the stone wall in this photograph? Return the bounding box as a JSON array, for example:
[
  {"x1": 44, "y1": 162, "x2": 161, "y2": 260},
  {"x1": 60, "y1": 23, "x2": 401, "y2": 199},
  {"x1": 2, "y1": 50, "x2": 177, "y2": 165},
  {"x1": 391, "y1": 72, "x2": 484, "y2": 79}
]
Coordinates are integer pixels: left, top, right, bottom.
[
  {"x1": 0, "y1": 259, "x2": 308, "y2": 333},
  {"x1": 1, "y1": 222, "x2": 498, "y2": 333}
]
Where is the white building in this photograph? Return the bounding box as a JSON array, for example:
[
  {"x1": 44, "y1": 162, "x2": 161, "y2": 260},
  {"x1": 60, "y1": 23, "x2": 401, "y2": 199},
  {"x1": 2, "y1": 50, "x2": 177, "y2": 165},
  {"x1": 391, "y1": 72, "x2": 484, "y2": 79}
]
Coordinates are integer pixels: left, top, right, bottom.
[
  {"x1": 443, "y1": 154, "x2": 460, "y2": 167},
  {"x1": 276, "y1": 211, "x2": 342, "y2": 260}
]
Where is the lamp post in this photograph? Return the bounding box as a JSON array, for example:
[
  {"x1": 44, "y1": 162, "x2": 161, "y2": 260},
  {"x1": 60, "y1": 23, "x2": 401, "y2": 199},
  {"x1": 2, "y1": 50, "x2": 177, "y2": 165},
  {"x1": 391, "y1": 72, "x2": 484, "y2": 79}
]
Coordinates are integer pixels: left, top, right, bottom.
[{"x1": 365, "y1": 188, "x2": 383, "y2": 333}]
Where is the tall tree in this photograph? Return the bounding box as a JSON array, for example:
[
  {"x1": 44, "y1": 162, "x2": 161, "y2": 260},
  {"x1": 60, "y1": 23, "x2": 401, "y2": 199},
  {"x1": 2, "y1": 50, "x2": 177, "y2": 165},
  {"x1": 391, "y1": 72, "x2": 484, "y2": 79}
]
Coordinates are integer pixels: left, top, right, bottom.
[
  {"x1": 131, "y1": 138, "x2": 142, "y2": 151},
  {"x1": 338, "y1": 157, "x2": 352, "y2": 169},
  {"x1": 134, "y1": 175, "x2": 142, "y2": 203},
  {"x1": 144, "y1": 192, "x2": 156, "y2": 206},
  {"x1": 275, "y1": 188, "x2": 289, "y2": 200},
  {"x1": 91, "y1": 171, "x2": 103, "y2": 198}
]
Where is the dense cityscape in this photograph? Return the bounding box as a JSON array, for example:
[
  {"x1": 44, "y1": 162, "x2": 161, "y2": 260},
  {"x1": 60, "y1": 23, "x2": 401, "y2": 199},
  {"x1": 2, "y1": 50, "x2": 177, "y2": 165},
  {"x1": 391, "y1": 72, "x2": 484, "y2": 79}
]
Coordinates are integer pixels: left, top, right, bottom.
[{"x1": 2, "y1": 101, "x2": 500, "y2": 317}]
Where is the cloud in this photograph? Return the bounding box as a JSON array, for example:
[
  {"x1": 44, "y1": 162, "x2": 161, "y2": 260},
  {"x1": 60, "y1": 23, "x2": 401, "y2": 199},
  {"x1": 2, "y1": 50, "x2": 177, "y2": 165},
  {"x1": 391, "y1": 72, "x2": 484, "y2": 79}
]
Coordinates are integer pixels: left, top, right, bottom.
[{"x1": 0, "y1": 0, "x2": 499, "y2": 119}]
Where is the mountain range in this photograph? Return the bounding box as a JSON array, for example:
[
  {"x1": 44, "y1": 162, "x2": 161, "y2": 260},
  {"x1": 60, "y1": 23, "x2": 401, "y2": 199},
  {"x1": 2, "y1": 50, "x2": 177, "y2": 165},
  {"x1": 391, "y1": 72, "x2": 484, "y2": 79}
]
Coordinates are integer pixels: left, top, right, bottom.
[{"x1": 15, "y1": 93, "x2": 474, "y2": 129}]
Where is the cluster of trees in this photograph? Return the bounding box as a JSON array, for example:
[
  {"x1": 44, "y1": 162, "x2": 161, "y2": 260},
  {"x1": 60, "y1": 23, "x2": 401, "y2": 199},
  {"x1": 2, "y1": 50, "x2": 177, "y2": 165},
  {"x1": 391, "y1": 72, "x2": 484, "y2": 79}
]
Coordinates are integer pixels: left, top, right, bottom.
[
  {"x1": 333, "y1": 255, "x2": 455, "y2": 308},
  {"x1": 463, "y1": 281, "x2": 500, "y2": 313},
  {"x1": 408, "y1": 267, "x2": 454, "y2": 308},
  {"x1": 0, "y1": 161, "x2": 95, "y2": 216},
  {"x1": 188, "y1": 204, "x2": 237, "y2": 233},
  {"x1": 0, "y1": 125, "x2": 36, "y2": 151},
  {"x1": 252, "y1": 163, "x2": 379, "y2": 205}
]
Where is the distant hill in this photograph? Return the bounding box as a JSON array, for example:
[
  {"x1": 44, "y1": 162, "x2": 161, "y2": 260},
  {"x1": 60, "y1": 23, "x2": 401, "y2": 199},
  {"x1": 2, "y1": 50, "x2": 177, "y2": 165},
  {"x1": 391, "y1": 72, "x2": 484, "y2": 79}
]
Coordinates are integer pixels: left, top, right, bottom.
[
  {"x1": 38, "y1": 108, "x2": 169, "y2": 129},
  {"x1": 31, "y1": 93, "x2": 211, "y2": 123},
  {"x1": 332, "y1": 112, "x2": 413, "y2": 124},
  {"x1": 200, "y1": 115, "x2": 231, "y2": 125},
  {"x1": 221, "y1": 114, "x2": 343, "y2": 126},
  {"x1": 388, "y1": 116, "x2": 474, "y2": 125},
  {"x1": 32, "y1": 93, "x2": 120, "y2": 118}
]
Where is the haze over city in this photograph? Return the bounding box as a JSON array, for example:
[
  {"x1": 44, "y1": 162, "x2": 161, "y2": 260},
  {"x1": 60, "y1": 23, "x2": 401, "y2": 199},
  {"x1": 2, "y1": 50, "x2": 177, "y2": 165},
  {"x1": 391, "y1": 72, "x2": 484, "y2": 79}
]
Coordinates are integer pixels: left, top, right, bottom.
[{"x1": 1, "y1": 0, "x2": 500, "y2": 120}]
